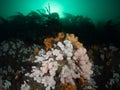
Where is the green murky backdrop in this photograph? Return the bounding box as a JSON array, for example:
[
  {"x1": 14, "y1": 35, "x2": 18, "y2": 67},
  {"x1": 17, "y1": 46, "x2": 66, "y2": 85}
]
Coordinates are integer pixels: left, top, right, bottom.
[{"x1": 0, "y1": 0, "x2": 120, "y2": 22}]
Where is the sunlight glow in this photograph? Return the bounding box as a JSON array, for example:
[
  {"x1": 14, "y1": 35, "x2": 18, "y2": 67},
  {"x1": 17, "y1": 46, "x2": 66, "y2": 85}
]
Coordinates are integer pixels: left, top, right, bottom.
[{"x1": 42, "y1": 1, "x2": 64, "y2": 18}]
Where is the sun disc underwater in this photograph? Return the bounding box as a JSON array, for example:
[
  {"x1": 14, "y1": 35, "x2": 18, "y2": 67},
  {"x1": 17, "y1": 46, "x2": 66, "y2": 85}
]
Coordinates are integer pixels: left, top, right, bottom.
[{"x1": 42, "y1": 1, "x2": 64, "y2": 18}]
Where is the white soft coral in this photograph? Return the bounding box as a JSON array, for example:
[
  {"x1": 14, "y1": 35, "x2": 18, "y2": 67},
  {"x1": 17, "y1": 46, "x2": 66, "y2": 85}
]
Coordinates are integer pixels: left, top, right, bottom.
[
  {"x1": 25, "y1": 38, "x2": 94, "y2": 90},
  {"x1": 52, "y1": 49, "x2": 63, "y2": 60},
  {"x1": 73, "y1": 47, "x2": 93, "y2": 80},
  {"x1": 21, "y1": 81, "x2": 30, "y2": 90},
  {"x1": 42, "y1": 76, "x2": 56, "y2": 90},
  {"x1": 73, "y1": 47, "x2": 87, "y2": 60},
  {"x1": 48, "y1": 61, "x2": 59, "y2": 76},
  {"x1": 60, "y1": 65, "x2": 80, "y2": 85}
]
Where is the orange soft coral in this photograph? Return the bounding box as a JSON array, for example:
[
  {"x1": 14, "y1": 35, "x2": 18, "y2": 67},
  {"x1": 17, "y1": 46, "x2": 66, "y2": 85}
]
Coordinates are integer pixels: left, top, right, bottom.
[
  {"x1": 55, "y1": 32, "x2": 65, "y2": 42},
  {"x1": 44, "y1": 33, "x2": 83, "y2": 50},
  {"x1": 44, "y1": 37, "x2": 54, "y2": 51},
  {"x1": 44, "y1": 37, "x2": 54, "y2": 44},
  {"x1": 79, "y1": 77, "x2": 85, "y2": 86},
  {"x1": 2, "y1": 87, "x2": 7, "y2": 90},
  {"x1": 66, "y1": 33, "x2": 83, "y2": 48},
  {"x1": 60, "y1": 83, "x2": 76, "y2": 90},
  {"x1": 58, "y1": 32, "x2": 65, "y2": 39},
  {"x1": 73, "y1": 41, "x2": 83, "y2": 49},
  {"x1": 66, "y1": 33, "x2": 78, "y2": 43},
  {"x1": 79, "y1": 77, "x2": 92, "y2": 88},
  {"x1": 44, "y1": 32, "x2": 65, "y2": 50},
  {"x1": 33, "y1": 48, "x2": 39, "y2": 55},
  {"x1": 87, "y1": 49, "x2": 94, "y2": 60}
]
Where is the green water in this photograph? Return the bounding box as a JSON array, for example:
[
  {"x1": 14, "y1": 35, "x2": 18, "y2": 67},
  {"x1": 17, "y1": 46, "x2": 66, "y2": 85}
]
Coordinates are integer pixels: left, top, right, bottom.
[{"x1": 0, "y1": 0, "x2": 120, "y2": 22}]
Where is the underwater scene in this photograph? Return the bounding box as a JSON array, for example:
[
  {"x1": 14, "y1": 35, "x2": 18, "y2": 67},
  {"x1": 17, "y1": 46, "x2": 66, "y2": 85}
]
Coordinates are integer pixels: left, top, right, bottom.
[{"x1": 0, "y1": 0, "x2": 120, "y2": 90}]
